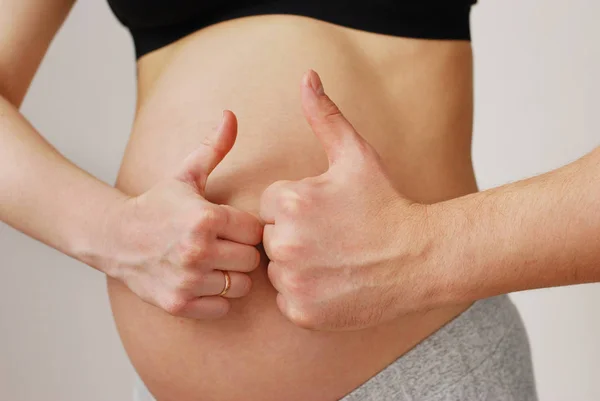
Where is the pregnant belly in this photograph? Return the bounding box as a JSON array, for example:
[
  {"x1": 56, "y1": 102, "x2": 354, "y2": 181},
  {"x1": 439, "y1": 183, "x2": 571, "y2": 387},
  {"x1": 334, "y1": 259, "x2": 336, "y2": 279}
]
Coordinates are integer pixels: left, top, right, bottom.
[{"x1": 108, "y1": 15, "x2": 476, "y2": 401}]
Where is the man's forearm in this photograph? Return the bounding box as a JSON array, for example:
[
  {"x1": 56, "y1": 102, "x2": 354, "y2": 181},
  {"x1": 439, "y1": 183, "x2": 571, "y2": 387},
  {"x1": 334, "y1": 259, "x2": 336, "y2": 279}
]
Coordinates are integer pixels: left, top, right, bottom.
[{"x1": 431, "y1": 147, "x2": 600, "y2": 304}]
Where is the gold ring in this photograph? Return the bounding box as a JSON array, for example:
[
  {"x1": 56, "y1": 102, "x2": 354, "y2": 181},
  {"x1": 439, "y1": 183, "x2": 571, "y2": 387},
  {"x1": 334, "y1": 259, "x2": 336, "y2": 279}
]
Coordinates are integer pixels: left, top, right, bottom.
[{"x1": 218, "y1": 270, "x2": 231, "y2": 297}]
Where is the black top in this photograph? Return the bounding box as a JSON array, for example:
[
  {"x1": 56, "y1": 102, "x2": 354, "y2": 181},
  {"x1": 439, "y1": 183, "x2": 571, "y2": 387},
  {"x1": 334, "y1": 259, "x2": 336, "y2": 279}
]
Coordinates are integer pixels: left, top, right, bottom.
[{"x1": 107, "y1": 0, "x2": 477, "y2": 59}]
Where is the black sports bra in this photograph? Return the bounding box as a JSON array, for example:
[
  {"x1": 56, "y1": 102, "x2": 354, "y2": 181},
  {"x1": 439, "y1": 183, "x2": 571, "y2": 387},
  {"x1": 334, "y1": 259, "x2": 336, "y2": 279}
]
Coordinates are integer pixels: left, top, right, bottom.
[{"x1": 107, "y1": 0, "x2": 477, "y2": 59}]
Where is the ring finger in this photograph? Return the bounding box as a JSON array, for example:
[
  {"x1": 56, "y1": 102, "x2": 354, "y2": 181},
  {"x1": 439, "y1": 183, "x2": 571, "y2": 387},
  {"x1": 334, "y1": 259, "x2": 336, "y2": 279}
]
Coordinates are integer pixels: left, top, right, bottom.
[{"x1": 194, "y1": 270, "x2": 253, "y2": 299}]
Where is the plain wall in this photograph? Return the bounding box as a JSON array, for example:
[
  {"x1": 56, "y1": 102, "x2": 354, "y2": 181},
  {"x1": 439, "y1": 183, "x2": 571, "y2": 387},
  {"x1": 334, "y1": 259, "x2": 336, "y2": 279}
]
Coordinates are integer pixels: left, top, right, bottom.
[{"x1": 1, "y1": 0, "x2": 599, "y2": 400}]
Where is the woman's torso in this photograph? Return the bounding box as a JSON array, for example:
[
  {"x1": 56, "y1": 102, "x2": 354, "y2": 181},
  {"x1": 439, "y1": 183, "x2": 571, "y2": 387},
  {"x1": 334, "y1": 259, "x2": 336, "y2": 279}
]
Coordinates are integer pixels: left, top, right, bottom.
[{"x1": 108, "y1": 14, "x2": 476, "y2": 401}]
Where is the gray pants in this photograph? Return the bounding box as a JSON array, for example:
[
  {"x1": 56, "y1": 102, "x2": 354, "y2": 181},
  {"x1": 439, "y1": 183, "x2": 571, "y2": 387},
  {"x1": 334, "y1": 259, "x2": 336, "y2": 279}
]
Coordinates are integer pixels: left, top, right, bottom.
[{"x1": 134, "y1": 295, "x2": 537, "y2": 401}]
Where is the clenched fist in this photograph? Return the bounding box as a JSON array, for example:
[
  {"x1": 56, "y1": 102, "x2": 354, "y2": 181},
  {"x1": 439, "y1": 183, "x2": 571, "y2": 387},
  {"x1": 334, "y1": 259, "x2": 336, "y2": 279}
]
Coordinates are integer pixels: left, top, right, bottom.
[{"x1": 260, "y1": 71, "x2": 432, "y2": 331}]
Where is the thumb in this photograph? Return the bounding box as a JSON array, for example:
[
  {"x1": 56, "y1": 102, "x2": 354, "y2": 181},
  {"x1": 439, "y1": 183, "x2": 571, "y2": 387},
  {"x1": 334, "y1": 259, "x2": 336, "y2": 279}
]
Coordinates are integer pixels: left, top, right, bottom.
[
  {"x1": 301, "y1": 70, "x2": 367, "y2": 168},
  {"x1": 175, "y1": 110, "x2": 237, "y2": 194}
]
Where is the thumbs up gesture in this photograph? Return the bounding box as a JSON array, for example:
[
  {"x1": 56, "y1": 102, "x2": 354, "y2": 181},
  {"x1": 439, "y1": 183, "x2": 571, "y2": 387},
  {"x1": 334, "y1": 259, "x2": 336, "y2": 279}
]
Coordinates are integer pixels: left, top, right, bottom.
[
  {"x1": 100, "y1": 111, "x2": 263, "y2": 319},
  {"x1": 260, "y1": 71, "x2": 431, "y2": 331}
]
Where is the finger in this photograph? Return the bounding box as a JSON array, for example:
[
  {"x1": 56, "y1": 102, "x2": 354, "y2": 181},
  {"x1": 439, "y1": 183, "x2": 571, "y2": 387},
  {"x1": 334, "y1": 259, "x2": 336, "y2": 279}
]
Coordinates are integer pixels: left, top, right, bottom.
[
  {"x1": 266, "y1": 261, "x2": 285, "y2": 294},
  {"x1": 262, "y1": 224, "x2": 276, "y2": 261},
  {"x1": 276, "y1": 293, "x2": 289, "y2": 316},
  {"x1": 175, "y1": 110, "x2": 238, "y2": 194},
  {"x1": 300, "y1": 70, "x2": 367, "y2": 167},
  {"x1": 216, "y1": 204, "x2": 263, "y2": 245},
  {"x1": 262, "y1": 224, "x2": 300, "y2": 263},
  {"x1": 193, "y1": 270, "x2": 253, "y2": 299},
  {"x1": 179, "y1": 296, "x2": 230, "y2": 320},
  {"x1": 276, "y1": 294, "x2": 313, "y2": 330},
  {"x1": 259, "y1": 180, "x2": 293, "y2": 224},
  {"x1": 210, "y1": 240, "x2": 261, "y2": 273}
]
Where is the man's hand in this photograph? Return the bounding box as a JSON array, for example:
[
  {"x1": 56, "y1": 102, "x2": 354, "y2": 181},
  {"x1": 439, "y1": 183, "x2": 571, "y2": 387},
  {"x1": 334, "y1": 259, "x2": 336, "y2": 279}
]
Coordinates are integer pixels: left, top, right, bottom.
[{"x1": 260, "y1": 70, "x2": 434, "y2": 331}]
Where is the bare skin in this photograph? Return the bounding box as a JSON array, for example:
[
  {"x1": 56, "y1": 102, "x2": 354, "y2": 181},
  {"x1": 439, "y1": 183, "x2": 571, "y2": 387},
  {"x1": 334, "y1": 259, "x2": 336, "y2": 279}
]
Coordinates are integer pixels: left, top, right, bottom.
[
  {"x1": 261, "y1": 70, "x2": 433, "y2": 330},
  {"x1": 108, "y1": 16, "x2": 476, "y2": 401},
  {"x1": 0, "y1": 0, "x2": 262, "y2": 321},
  {"x1": 1, "y1": 3, "x2": 473, "y2": 401},
  {"x1": 262, "y1": 70, "x2": 600, "y2": 331},
  {"x1": 3, "y1": 1, "x2": 598, "y2": 401}
]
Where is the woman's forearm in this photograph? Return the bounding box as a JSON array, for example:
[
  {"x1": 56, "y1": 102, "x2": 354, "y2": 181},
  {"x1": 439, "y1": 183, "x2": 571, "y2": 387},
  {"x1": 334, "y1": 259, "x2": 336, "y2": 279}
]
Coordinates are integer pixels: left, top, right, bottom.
[
  {"x1": 0, "y1": 94, "x2": 127, "y2": 270},
  {"x1": 1, "y1": 102, "x2": 263, "y2": 318},
  {"x1": 431, "y1": 146, "x2": 600, "y2": 303}
]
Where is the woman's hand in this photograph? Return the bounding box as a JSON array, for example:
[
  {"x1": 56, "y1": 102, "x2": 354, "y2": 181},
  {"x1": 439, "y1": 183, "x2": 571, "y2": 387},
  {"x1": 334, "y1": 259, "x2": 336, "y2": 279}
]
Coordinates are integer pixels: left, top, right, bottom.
[
  {"x1": 260, "y1": 71, "x2": 435, "y2": 331},
  {"x1": 98, "y1": 111, "x2": 263, "y2": 319}
]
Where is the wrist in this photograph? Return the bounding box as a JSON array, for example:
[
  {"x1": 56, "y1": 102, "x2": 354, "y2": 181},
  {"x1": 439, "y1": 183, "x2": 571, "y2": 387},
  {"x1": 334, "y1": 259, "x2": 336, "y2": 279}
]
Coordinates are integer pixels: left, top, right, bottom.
[
  {"x1": 68, "y1": 187, "x2": 131, "y2": 278},
  {"x1": 389, "y1": 199, "x2": 470, "y2": 312},
  {"x1": 421, "y1": 199, "x2": 476, "y2": 307}
]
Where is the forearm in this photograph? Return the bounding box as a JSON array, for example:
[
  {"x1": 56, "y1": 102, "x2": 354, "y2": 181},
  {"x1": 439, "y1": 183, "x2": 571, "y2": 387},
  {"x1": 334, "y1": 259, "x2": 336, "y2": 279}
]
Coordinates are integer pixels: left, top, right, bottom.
[
  {"x1": 430, "y1": 147, "x2": 600, "y2": 304},
  {"x1": 0, "y1": 95, "x2": 126, "y2": 271}
]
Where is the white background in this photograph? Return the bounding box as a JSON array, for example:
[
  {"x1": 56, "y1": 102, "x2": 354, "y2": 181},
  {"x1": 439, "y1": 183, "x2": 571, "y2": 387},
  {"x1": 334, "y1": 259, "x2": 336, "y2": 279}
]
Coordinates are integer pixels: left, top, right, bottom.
[{"x1": 1, "y1": 0, "x2": 598, "y2": 400}]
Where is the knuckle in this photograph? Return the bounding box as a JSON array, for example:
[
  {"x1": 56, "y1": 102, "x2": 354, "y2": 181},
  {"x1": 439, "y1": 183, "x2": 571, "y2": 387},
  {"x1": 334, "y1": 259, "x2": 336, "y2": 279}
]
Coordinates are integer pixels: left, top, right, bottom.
[
  {"x1": 178, "y1": 242, "x2": 210, "y2": 267},
  {"x1": 276, "y1": 190, "x2": 302, "y2": 215},
  {"x1": 200, "y1": 135, "x2": 214, "y2": 148},
  {"x1": 322, "y1": 109, "x2": 344, "y2": 126},
  {"x1": 307, "y1": 98, "x2": 343, "y2": 127},
  {"x1": 271, "y1": 180, "x2": 292, "y2": 192},
  {"x1": 270, "y1": 240, "x2": 303, "y2": 262},
  {"x1": 262, "y1": 180, "x2": 290, "y2": 203},
  {"x1": 287, "y1": 305, "x2": 320, "y2": 330},
  {"x1": 282, "y1": 271, "x2": 315, "y2": 299},
  {"x1": 198, "y1": 137, "x2": 221, "y2": 161},
  {"x1": 175, "y1": 270, "x2": 205, "y2": 290},
  {"x1": 161, "y1": 294, "x2": 188, "y2": 316},
  {"x1": 266, "y1": 262, "x2": 281, "y2": 287},
  {"x1": 293, "y1": 181, "x2": 316, "y2": 201},
  {"x1": 194, "y1": 207, "x2": 223, "y2": 231},
  {"x1": 218, "y1": 205, "x2": 231, "y2": 228}
]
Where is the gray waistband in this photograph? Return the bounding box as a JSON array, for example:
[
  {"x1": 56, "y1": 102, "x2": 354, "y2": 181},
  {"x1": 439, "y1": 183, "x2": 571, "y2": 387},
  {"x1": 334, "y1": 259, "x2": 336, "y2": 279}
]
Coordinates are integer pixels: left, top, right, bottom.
[{"x1": 342, "y1": 295, "x2": 537, "y2": 401}]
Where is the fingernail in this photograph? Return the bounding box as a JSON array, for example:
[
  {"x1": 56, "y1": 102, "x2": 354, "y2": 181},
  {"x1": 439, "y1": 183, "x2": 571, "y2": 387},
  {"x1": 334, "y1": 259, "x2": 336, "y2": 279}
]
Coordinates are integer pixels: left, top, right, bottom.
[{"x1": 307, "y1": 70, "x2": 325, "y2": 95}]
